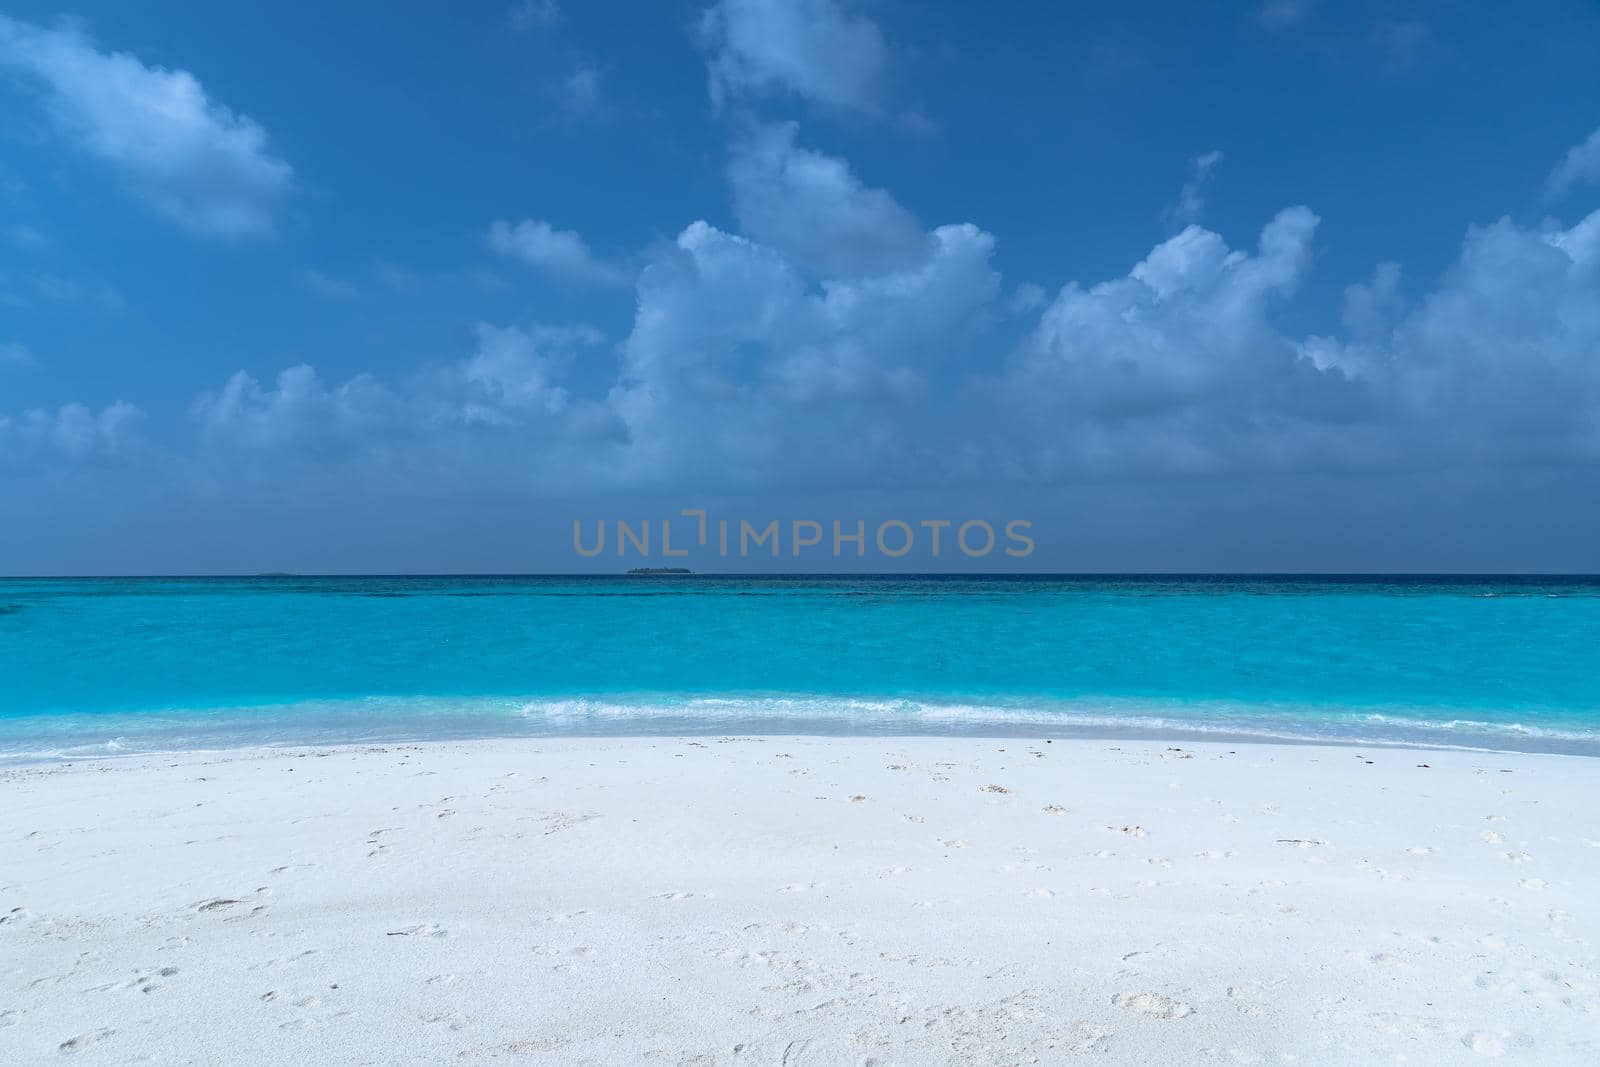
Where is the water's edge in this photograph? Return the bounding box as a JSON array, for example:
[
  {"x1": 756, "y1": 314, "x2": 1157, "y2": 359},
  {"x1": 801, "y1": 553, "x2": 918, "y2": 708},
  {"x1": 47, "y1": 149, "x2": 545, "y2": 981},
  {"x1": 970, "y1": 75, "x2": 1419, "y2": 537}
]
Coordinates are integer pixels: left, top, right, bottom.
[{"x1": 3, "y1": 693, "x2": 1597, "y2": 764}]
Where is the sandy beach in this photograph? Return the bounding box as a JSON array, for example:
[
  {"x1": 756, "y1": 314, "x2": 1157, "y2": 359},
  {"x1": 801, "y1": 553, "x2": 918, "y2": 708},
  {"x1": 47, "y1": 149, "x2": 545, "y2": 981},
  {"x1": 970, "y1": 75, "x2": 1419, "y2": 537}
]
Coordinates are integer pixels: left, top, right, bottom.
[{"x1": 2, "y1": 736, "x2": 1597, "y2": 1064}]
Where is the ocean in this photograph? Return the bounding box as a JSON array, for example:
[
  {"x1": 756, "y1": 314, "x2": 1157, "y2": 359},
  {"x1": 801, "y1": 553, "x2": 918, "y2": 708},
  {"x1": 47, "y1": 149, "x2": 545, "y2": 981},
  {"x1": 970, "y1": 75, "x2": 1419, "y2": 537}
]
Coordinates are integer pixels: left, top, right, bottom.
[{"x1": 2, "y1": 575, "x2": 1598, "y2": 760}]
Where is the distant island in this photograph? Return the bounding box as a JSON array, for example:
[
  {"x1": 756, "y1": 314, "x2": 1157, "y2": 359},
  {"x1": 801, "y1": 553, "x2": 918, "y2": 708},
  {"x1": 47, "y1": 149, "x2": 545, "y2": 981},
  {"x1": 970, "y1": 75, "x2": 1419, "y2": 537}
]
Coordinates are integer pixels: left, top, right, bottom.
[{"x1": 626, "y1": 567, "x2": 692, "y2": 575}]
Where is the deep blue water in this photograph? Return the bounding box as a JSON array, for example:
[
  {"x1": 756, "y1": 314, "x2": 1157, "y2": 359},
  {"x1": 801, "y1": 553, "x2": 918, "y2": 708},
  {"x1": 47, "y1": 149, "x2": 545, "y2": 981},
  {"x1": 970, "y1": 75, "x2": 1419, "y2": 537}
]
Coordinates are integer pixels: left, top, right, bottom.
[{"x1": 2, "y1": 575, "x2": 1599, "y2": 759}]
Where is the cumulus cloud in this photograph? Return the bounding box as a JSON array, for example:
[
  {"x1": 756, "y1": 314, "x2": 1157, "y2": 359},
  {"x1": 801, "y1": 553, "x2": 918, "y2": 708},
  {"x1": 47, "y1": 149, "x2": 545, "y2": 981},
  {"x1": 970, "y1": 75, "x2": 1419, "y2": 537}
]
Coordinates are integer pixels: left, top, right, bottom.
[
  {"x1": 1547, "y1": 125, "x2": 1600, "y2": 202},
  {"x1": 67, "y1": 195, "x2": 1600, "y2": 500},
  {"x1": 12, "y1": 114, "x2": 1600, "y2": 526},
  {"x1": 1341, "y1": 261, "x2": 1404, "y2": 339},
  {"x1": 699, "y1": 0, "x2": 891, "y2": 117},
  {"x1": 607, "y1": 214, "x2": 1000, "y2": 488},
  {"x1": 0, "y1": 15, "x2": 293, "y2": 238},
  {"x1": 487, "y1": 219, "x2": 628, "y2": 286},
  {"x1": 0, "y1": 400, "x2": 143, "y2": 466},
  {"x1": 727, "y1": 122, "x2": 928, "y2": 277},
  {"x1": 462, "y1": 322, "x2": 603, "y2": 416},
  {"x1": 183, "y1": 320, "x2": 620, "y2": 494},
  {"x1": 1303, "y1": 208, "x2": 1600, "y2": 464},
  {"x1": 996, "y1": 208, "x2": 1377, "y2": 478}
]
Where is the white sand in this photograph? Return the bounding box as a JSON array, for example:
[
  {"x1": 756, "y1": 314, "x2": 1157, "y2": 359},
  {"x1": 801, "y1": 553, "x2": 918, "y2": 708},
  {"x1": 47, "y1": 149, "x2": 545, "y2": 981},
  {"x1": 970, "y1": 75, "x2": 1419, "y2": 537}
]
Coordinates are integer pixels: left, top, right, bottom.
[{"x1": 2, "y1": 737, "x2": 1597, "y2": 1064}]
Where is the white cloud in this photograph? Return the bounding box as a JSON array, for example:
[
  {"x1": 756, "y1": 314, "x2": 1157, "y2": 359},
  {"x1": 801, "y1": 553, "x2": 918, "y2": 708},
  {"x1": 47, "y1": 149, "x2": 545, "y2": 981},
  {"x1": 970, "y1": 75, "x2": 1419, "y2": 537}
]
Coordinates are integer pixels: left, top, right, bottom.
[
  {"x1": 13, "y1": 123, "x2": 1600, "y2": 511},
  {"x1": 727, "y1": 122, "x2": 927, "y2": 277},
  {"x1": 699, "y1": 0, "x2": 891, "y2": 117},
  {"x1": 487, "y1": 219, "x2": 628, "y2": 286},
  {"x1": 463, "y1": 322, "x2": 603, "y2": 415},
  {"x1": 0, "y1": 15, "x2": 293, "y2": 238},
  {"x1": 996, "y1": 207, "x2": 1367, "y2": 477},
  {"x1": 1547, "y1": 125, "x2": 1600, "y2": 202},
  {"x1": 1341, "y1": 261, "x2": 1403, "y2": 339},
  {"x1": 610, "y1": 216, "x2": 1000, "y2": 486},
  {"x1": 1169, "y1": 150, "x2": 1223, "y2": 225},
  {"x1": 185, "y1": 322, "x2": 619, "y2": 493},
  {"x1": 1305, "y1": 208, "x2": 1600, "y2": 463},
  {"x1": 0, "y1": 400, "x2": 143, "y2": 465}
]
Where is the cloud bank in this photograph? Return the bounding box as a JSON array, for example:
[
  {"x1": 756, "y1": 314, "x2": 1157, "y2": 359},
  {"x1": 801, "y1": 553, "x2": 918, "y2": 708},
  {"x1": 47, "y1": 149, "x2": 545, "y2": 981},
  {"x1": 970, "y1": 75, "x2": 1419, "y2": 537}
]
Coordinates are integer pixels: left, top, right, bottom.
[
  {"x1": 16, "y1": 123, "x2": 1595, "y2": 511},
  {"x1": 3, "y1": 14, "x2": 1598, "y2": 571}
]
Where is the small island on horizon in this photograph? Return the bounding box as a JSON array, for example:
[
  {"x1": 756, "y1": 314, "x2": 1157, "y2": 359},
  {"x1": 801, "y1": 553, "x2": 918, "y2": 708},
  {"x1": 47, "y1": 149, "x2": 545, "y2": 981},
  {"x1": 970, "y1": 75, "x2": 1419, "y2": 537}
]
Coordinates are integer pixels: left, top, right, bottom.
[{"x1": 626, "y1": 567, "x2": 692, "y2": 575}]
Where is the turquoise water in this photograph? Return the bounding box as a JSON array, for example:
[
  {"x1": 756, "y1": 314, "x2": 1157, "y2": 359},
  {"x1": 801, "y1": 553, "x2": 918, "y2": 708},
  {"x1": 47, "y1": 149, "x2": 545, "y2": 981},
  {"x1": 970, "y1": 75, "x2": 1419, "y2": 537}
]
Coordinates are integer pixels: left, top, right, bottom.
[{"x1": 2, "y1": 575, "x2": 1599, "y2": 759}]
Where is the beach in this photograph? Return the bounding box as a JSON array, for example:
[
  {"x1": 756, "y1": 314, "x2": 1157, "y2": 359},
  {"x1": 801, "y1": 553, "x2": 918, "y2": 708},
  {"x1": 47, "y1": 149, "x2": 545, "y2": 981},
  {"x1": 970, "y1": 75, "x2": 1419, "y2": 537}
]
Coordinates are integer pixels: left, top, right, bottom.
[{"x1": 2, "y1": 736, "x2": 1596, "y2": 1064}]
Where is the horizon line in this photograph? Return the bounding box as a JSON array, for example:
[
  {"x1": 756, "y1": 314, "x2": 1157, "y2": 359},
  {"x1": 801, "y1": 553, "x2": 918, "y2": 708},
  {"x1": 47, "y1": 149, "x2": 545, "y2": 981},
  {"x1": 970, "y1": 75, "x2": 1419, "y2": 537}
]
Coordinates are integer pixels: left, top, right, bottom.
[{"x1": 4, "y1": 572, "x2": 1600, "y2": 581}]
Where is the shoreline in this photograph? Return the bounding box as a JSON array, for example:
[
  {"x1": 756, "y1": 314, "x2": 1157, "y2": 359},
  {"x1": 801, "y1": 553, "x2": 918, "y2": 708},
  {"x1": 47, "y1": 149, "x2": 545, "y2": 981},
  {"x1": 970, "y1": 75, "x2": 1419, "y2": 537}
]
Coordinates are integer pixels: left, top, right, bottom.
[
  {"x1": 4, "y1": 697, "x2": 1600, "y2": 765},
  {"x1": 4, "y1": 723, "x2": 1599, "y2": 768},
  {"x1": 4, "y1": 735, "x2": 1597, "y2": 1063}
]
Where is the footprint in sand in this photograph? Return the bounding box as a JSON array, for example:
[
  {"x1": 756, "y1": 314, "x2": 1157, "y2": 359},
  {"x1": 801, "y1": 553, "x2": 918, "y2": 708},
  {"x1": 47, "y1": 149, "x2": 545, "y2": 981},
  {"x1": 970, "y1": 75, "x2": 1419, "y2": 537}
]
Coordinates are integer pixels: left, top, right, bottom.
[
  {"x1": 1474, "y1": 973, "x2": 1515, "y2": 993},
  {"x1": 778, "y1": 882, "x2": 817, "y2": 893},
  {"x1": 1195, "y1": 849, "x2": 1233, "y2": 861},
  {"x1": 1226, "y1": 985, "x2": 1266, "y2": 1016},
  {"x1": 1502, "y1": 851, "x2": 1533, "y2": 864},
  {"x1": 542, "y1": 910, "x2": 590, "y2": 923},
  {"x1": 1480, "y1": 831, "x2": 1505, "y2": 845},
  {"x1": 387, "y1": 923, "x2": 447, "y2": 937},
  {"x1": 1351, "y1": 951, "x2": 1404, "y2": 968},
  {"x1": 1461, "y1": 1030, "x2": 1532, "y2": 1056},
  {"x1": 58, "y1": 1028, "x2": 115, "y2": 1054},
  {"x1": 1065, "y1": 1022, "x2": 1112, "y2": 1053},
  {"x1": 1112, "y1": 991, "x2": 1192, "y2": 1019}
]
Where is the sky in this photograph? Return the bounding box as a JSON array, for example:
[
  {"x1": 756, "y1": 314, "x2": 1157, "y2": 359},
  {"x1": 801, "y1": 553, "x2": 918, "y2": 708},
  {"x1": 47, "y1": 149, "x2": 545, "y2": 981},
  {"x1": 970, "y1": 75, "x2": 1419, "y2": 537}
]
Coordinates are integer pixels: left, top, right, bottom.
[{"x1": 1, "y1": 0, "x2": 1599, "y2": 574}]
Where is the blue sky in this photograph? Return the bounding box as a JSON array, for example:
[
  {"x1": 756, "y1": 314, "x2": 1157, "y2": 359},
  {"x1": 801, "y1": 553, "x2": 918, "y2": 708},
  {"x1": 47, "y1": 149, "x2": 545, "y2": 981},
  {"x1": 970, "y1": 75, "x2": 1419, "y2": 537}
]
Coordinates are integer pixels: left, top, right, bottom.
[{"x1": 2, "y1": 0, "x2": 1599, "y2": 573}]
